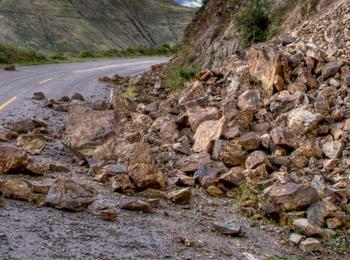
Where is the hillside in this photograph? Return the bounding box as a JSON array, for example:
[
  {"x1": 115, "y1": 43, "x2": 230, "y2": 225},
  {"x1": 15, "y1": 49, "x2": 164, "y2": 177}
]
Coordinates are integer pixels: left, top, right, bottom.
[{"x1": 0, "y1": 0, "x2": 194, "y2": 53}]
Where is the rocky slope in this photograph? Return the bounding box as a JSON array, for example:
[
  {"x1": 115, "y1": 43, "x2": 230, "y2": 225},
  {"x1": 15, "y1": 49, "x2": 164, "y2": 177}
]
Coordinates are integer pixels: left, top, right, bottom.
[
  {"x1": 0, "y1": 0, "x2": 194, "y2": 53},
  {"x1": 1, "y1": 0, "x2": 350, "y2": 258}
]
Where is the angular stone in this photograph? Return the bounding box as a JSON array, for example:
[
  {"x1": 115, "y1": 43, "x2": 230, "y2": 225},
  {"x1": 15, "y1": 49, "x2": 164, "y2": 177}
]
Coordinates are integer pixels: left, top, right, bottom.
[
  {"x1": 167, "y1": 188, "x2": 192, "y2": 204},
  {"x1": 1, "y1": 179, "x2": 33, "y2": 202},
  {"x1": 326, "y1": 218, "x2": 342, "y2": 229},
  {"x1": 4, "y1": 64, "x2": 15, "y2": 71},
  {"x1": 293, "y1": 218, "x2": 325, "y2": 237},
  {"x1": 218, "y1": 141, "x2": 247, "y2": 167},
  {"x1": 235, "y1": 132, "x2": 261, "y2": 151},
  {"x1": 110, "y1": 174, "x2": 134, "y2": 193},
  {"x1": 300, "y1": 238, "x2": 322, "y2": 252},
  {"x1": 297, "y1": 68, "x2": 317, "y2": 88},
  {"x1": 219, "y1": 167, "x2": 245, "y2": 188},
  {"x1": 117, "y1": 142, "x2": 154, "y2": 166},
  {"x1": 187, "y1": 106, "x2": 219, "y2": 131},
  {"x1": 176, "y1": 152, "x2": 212, "y2": 173},
  {"x1": 245, "y1": 151, "x2": 269, "y2": 169},
  {"x1": 0, "y1": 146, "x2": 28, "y2": 174},
  {"x1": 237, "y1": 90, "x2": 260, "y2": 112},
  {"x1": 100, "y1": 209, "x2": 117, "y2": 222},
  {"x1": 63, "y1": 105, "x2": 118, "y2": 161},
  {"x1": 322, "y1": 141, "x2": 344, "y2": 159},
  {"x1": 26, "y1": 158, "x2": 50, "y2": 176},
  {"x1": 120, "y1": 200, "x2": 152, "y2": 213},
  {"x1": 159, "y1": 121, "x2": 179, "y2": 142},
  {"x1": 44, "y1": 178, "x2": 96, "y2": 212},
  {"x1": 288, "y1": 233, "x2": 304, "y2": 245},
  {"x1": 28, "y1": 179, "x2": 53, "y2": 194},
  {"x1": 32, "y1": 92, "x2": 46, "y2": 100},
  {"x1": 94, "y1": 165, "x2": 127, "y2": 183},
  {"x1": 213, "y1": 222, "x2": 243, "y2": 236},
  {"x1": 17, "y1": 134, "x2": 45, "y2": 155},
  {"x1": 288, "y1": 108, "x2": 322, "y2": 134},
  {"x1": 270, "y1": 127, "x2": 298, "y2": 149},
  {"x1": 206, "y1": 185, "x2": 224, "y2": 197},
  {"x1": 248, "y1": 47, "x2": 290, "y2": 97},
  {"x1": 193, "y1": 117, "x2": 225, "y2": 153},
  {"x1": 71, "y1": 93, "x2": 85, "y2": 101},
  {"x1": 194, "y1": 165, "x2": 221, "y2": 187},
  {"x1": 128, "y1": 164, "x2": 165, "y2": 190},
  {"x1": 266, "y1": 183, "x2": 319, "y2": 213},
  {"x1": 322, "y1": 61, "x2": 342, "y2": 80},
  {"x1": 178, "y1": 81, "x2": 205, "y2": 105}
]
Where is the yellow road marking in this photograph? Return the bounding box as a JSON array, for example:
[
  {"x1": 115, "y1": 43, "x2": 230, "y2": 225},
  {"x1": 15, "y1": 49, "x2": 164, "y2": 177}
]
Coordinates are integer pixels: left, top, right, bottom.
[
  {"x1": 72, "y1": 60, "x2": 165, "y2": 74},
  {"x1": 38, "y1": 78, "x2": 53, "y2": 85},
  {"x1": 0, "y1": 96, "x2": 17, "y2": 110}
]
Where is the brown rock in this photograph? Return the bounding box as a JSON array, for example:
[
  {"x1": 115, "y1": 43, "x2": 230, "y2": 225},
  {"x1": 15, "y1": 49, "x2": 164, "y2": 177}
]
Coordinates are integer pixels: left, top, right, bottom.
[
  {"x1": 1, "y1": 179, "x2": 33, "y2": 202},
  {"x1": 110, "y1": 174, "x2": 134, "y2": 193},
  {"x1": 44, "y1": 178, "x2": 97, "y2": 212},
  {"x1": 235, "y1": 132, "x2": 261, "y2": 151},
  {"x1": 26, "y1": 158, "x2": 50, "y2": 176},
  {"x1": 206, "y1": 185, "x2": 224, "y2": 197},
  {"x1": 4, "y1": 64, "x2": 15, "y2": 71},
  {"x1": 218, "y1": 167, "x2": 245, "y2": 188},
  {"x1": 288, "y1": 109, "x2": 322, "y2": 134},
  {"x1": 94, "y1": 165, "x2": 127, "y2": 183},
  {"x1": 194, "y1": 165, "x2": 221, "y2": 187},
  {"x1": 193, "y1": 117, "x2": 225, "y2": 153},
  {"x1": 17, "y1": 134, "x2": 45, "y2": 155},
  {"x1": 120, "y1": 200, "x2": 152, "y2": 213},
  {"x1": 266, "y1": 183, "x2": 319, "y2": 213},
  {"x1": 270, "y1": 127, "x2": 298, "y2": 149},
  {"x1": 245, "y1": 151, "x2": 270, "y2": 169},
  {"x1": 178, "y1": 81, "x2": 205, "y2": 105},
  {"x1": 218, "y1": 142, "x2": 247, "y2": 167},
  {"x1": 322, "y1": 141, "x2": 344, "y2": 159},
  {"x1": 176, "y1": 152, "x2": 212, "y2": 173},
  {"x1": 117, "y1": 142, "x2": 154, "y2": 166},
  {"x1": 63, "y1": 105, "x2": 118, "y2": 161},
  {"x1": 159, "y1": 121, "x2": 179, "y2": 142},
  {"x1": 299, "y1": 238, "x2": 322, "y2": 252},
  {"x1": 0, "y1": 146, "x2": 28, "y2": 174},
  {"x1": 28, "y1": 179, "x2": 53, "y2": 194},
  {"x1": 293, "y1": 218, "x2": 325, "y2": 237},
  {"x1": 128, "y1": 164, "x2": 165, "y2": 190},
  {"x1": 237, "y1": 90, "x2": 260, "y2": 112},
  {"x1": 248, "y1": 47, "x2": 290, "y2": 97},
  {"x1": 167, "y1": 188, "x2": 192, "y2": 204},
  {"x1": 322, "y1": 61, "x2": 341, "y2": 80},
  {"x1": 100, "y1": 209, "x2": 117, "y2": 221},
  {"x1": 296, "y1": 68, "x2": 317, "y2": 88},
  {"x1": 187, "y1": 106, "x2": 219, "y2": 131}
]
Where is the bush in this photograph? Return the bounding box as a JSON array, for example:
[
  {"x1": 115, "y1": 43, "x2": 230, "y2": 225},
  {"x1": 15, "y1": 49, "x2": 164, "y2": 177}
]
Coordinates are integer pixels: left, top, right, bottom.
[
  {"x1": 0, "y1": 43, "x2": 47, "y2": 64},
  {"x1": 235, "y1": 0, "x2": 270, "y2": 47},
  {"x1": 79, "y1": 50, "x2": 96, "y2": 58},
  {"x1": 164, "y1": 64, "x2": 199, "y2": 91}
]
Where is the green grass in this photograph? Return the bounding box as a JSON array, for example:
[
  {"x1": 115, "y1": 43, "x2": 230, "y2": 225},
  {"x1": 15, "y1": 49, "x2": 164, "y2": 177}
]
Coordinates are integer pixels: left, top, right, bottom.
[
  {"x1": 164, "y1": 63, "x2": 199, "y2": 92},
  {"x1": 0, "y1": 43, "x2": 176, "y2": 68}
]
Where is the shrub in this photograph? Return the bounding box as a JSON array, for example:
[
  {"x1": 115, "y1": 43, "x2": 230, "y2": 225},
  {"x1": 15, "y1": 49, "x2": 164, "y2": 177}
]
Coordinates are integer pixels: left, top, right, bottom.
[
  {"x1": 79, "y1": 50, "x2": 96, "y2": 58},
  {"x1": 164, "y1": 63, "x2": 199, "y2": 91},
  {"x1": 235, "y1": 0, "x2": 270, "y2": 47}
]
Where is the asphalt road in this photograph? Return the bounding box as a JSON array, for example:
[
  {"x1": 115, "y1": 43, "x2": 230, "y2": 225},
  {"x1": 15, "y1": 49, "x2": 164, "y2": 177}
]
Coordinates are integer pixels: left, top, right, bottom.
[{"x1": 0, "y1": 57, "x2": 168, "y2": 120}]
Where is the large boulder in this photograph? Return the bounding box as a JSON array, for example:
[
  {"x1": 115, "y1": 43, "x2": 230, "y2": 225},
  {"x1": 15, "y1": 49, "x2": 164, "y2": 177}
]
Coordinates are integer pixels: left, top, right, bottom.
[
  {"x1": 265, "y1": 182, "x2": 319, "y2": 214},
  {"x1": 237, "y1": 90, "x2": 260, "y2": 112},
  {"x1": 187, "y1": 106, "x2": 219, "y2": 131},
  {"x1": 176, "y1": 152, "x2": 212, "y2": 173},
  {"x1": 288, "y1": 108, "x2": 322, "y2": 134},
  {"x1": 128, "y1": 164, "x2": 165, "y2": 190},
  {"x1": 193, "y1": 117, "x2": 225, "y2": 153},
  {"x1": 248, "y1": 47, "x2": 291, "y2": 97},
  {"x1": 44, "y1": 178, "x2": 97, "y2": 212},
  {"x1": 0, "y1": 146, "x2": 28, "y2": 174},
  {"x1": 63, "y1": 105, "x2": 118, "y2": 161}
]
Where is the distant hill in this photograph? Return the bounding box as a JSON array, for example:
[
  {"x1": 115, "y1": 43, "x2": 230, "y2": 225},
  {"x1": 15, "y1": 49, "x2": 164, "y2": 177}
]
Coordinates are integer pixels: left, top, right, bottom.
[{"x1": 0, "y1": 0, "x2": 194, "y2": 53}]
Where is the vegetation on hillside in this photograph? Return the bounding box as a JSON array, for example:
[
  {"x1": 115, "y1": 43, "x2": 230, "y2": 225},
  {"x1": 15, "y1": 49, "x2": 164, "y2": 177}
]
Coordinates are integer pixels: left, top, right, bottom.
[
  {"x1": 0, "y1": 42, "x2": 48, "y2": 64},
  {"x1": 0, "y1": 43, "x2": 176, "y2": 66},
  {"x1": 234, "y1": 0, "x2": 293, "y2": 47}
]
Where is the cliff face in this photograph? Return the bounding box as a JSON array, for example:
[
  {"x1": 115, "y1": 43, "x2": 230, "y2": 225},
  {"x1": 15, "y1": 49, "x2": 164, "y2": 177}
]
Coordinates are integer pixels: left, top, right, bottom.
[{"x1": 0, "y1": 0, "x2": 194, "y2": 53}]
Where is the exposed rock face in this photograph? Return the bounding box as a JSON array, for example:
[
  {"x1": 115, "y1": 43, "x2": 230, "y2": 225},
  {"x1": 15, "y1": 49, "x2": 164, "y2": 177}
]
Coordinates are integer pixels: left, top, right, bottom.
[
  {"x1": 63, "y1": 105, "x2": 118, "y2": 161},
  {"x1": 44, "y1": 178, "x2": 96, "y2": 212},
  {"x1": 0, "y1": 147, "x2": 28, "y2": 174}
]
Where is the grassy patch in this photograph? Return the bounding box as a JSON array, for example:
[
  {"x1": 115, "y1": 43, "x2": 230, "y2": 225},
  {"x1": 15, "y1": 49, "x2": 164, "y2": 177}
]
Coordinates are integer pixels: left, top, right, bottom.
[
  {"x1": 0, "y1": 42, "x2": 48, "y2": 65},
  {"x1": 324, "y1": 230, "x2": 349, "y2": 254},
  {"x1": 164, "y1": 63, "x2": 199, "y2": 92},
  {"x1": 121, "y1": 84, "x2": 137, "y2": 100}
]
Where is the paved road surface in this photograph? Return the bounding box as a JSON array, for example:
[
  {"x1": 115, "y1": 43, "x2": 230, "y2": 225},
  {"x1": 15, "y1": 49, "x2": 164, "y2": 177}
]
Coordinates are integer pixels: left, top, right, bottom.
[{"x1": 0, "y1": 57, "x2": 168, "y2": 121}]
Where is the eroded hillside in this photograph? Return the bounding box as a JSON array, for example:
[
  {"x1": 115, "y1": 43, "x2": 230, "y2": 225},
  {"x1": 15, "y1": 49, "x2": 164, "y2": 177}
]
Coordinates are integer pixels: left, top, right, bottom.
[{"x1": 0, "y1": 0, "x2": 194, "y2": 53}]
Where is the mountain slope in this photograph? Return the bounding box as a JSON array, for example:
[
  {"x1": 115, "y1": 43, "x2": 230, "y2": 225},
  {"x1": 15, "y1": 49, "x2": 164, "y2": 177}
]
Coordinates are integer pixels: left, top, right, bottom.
[{"x1": 0, "y1": 0, "x2": 194, "y2": 53}]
